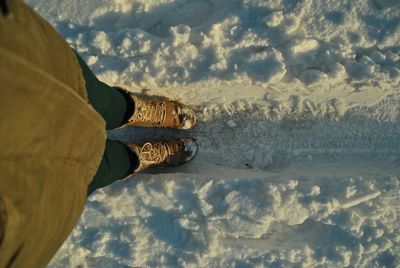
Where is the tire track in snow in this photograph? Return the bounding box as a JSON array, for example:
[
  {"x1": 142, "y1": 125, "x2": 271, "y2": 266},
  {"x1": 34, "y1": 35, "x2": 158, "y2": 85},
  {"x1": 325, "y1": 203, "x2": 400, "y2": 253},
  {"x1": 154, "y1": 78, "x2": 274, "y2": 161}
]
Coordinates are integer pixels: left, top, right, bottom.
[
  {"x1": 188, "y1": 106, "x2": 400, "y2": 171},
  {"x1": 110, "y1": 97, "x2": 400, "y2": 173}
]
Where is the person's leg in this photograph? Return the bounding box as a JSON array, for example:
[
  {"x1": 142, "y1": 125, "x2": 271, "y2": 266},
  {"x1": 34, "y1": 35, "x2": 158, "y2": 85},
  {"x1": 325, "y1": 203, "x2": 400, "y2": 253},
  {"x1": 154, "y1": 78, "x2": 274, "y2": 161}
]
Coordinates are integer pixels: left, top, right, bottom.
[
  {"x1": 87, "y1": 140, "x2": 139, "y2": 196},
  {"x1": 74, "y1": 51, "x2": 133, "y2": 130},
  {"x1": 88, "y1": 137, "x2": 199, "y2": 196},
  {"x1": 75, "y1": 51, "x2": 197, "y2": 130}
]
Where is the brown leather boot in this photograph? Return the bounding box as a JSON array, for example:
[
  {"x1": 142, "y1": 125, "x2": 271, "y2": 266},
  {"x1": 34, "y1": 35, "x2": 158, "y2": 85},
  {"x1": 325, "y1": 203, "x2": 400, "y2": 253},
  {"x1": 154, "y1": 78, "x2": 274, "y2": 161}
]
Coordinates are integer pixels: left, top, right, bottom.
[
  {"x1": 123, "y1": 93, "x2": 196, "y2": 129},
  {"x1": 127, "y1": 138, "x2": 199, "y2": 173}
]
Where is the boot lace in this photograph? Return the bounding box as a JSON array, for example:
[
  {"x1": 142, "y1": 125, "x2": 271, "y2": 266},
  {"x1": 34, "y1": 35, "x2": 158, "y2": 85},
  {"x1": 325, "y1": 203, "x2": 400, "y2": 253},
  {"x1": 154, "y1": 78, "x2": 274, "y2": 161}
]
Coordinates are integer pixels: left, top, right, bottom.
[
  {"x1": 139, "y1": 142, "x2": 170, "y2": 165},
  {"x1": 132, "y1": 96, "x2": 166, "y2": 125}
]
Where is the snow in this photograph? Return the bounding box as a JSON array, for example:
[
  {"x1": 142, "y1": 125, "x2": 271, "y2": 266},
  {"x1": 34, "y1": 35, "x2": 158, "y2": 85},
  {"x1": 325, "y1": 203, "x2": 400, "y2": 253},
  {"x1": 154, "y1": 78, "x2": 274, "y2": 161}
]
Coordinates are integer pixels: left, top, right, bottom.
[{"x1": 24, "y1": 0, "x2": 400, "y2": 267}]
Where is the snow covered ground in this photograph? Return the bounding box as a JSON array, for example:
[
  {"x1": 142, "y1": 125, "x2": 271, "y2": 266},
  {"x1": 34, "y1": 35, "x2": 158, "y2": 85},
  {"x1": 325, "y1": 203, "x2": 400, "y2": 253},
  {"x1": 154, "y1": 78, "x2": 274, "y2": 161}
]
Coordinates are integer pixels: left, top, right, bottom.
[{"x1": 26, "y1": 0, "x2": 400, "y2": 267}]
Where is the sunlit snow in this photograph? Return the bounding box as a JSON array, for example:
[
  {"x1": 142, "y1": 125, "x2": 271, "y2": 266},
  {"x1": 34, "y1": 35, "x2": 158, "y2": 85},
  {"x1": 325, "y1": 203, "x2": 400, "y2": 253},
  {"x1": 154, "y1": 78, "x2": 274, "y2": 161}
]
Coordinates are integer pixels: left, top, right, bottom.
[{"x1": 26, "y1": 0, "x2": 400, "y2": 267}]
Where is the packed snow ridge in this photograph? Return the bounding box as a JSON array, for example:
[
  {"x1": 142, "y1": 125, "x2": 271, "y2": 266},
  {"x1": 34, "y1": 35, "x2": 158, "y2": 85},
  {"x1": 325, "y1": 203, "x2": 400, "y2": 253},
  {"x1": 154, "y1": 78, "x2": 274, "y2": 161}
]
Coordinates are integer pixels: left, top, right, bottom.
[{"x1": 26, "y1": 0, "x2": 400, "y2": 267}]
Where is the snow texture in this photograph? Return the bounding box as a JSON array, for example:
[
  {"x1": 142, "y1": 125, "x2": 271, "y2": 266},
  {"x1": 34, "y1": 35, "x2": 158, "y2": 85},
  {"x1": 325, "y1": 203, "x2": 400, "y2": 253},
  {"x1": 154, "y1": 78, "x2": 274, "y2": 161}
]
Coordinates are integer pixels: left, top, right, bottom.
[{"x1": 25, "y1": 0, "x2": 400, "y2": 267}]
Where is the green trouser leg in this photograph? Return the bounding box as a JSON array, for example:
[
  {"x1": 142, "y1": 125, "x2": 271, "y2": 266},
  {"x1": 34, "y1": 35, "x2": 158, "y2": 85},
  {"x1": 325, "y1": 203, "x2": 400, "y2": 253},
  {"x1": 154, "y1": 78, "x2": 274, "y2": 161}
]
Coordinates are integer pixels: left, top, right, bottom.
[
  {"x1": 74, "y1": 51, "x2": 129, "y2": 130},
  {"x1": 87, "y1": 140, "x2": 136, "y2": 196},
  {"x1": 74, "y1": 51, "x2": 137, "y2": 196}
]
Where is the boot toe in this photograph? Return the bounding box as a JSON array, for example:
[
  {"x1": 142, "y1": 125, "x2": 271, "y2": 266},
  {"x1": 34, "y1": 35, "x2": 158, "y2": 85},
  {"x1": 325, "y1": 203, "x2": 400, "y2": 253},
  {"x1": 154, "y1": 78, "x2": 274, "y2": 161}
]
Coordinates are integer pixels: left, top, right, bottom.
[
  {"x1": 178, "y1": 106, "x2": 197, "y2": 130},
  {"x1": 181, "y1": 137, "x2": 199, "y2": 162}
]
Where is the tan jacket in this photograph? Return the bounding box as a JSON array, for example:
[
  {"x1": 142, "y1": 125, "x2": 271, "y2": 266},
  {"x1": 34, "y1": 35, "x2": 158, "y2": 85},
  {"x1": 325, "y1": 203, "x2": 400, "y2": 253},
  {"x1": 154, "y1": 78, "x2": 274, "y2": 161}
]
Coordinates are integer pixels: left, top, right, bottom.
[{"x1": 0, "y1": 1, "x2": 106, "y2": 267}]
